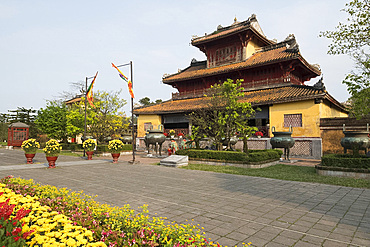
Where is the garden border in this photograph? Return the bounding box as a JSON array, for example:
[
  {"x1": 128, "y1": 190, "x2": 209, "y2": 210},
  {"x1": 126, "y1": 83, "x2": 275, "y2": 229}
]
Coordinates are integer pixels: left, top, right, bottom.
[
  {"x1": 315, "y1": 165, "x2": 370, "y2": 179},
  {"x1": 188, "y1": 158, "x2": 280, "y2": 168}
]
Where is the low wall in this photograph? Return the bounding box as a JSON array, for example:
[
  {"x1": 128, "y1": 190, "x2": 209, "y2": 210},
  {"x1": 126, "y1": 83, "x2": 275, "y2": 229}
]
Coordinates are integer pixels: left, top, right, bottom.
[
  {"x1": 320, "y1": 117, "x2": 370, "y2": 155},
  {"x1": 137, "y1": 137, "x2": 322, "y2": 159}
]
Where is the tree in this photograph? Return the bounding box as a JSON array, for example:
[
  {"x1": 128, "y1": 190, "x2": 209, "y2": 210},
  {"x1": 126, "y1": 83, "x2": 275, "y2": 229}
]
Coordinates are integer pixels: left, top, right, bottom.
[
  {"x1": 138, "y1": 97, "x2": 163, "y2": 106},
  {"x1": 35, "y1": 101, "x2": 68, "y2": 142},
  {"x1": 7, "y1": 107, "x2": 40, "y2": 138},
  {"x1": 320, "y1": 0, "x2": 370, "y2": 118},
  {"x1": 66, "y1": 105, "x2": 85, "y2": 140},
  {"x1": 189, "y1": 79, "x2": 256, "y2": 151},
  {"x1": 0, "y1": 114, "x2": 8, "y2": 142},
  {"x1": 86, "y1": 90, "x2": 129, "y2": 143},
  {"x1": 139, "y1": 97, "x2": 151, "y2": 106}
]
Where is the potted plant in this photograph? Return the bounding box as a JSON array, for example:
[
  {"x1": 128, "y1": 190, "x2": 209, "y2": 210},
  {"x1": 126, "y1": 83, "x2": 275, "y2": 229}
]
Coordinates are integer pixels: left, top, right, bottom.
[
  {"x1": 21, "y1": 139, "x2": 40, "y2": 164},
  {"x1": 169, "y1": 140, "x2": 178, "y2": 154},
  {"x1": 108, "y1": 139, "x2": 124, "y2": 163},
  {"x1": 255, "y1": 131, "x2": 263, "y2": 138},
  {"x1": 43, "y1": 139, "x2": 62, "y2": 168},
  {"x1": 169, "y1": 129, "x2": 176, "y2": 138},
  {"x1": 82, "y1": 139, "x2": 97, "y2": 160}
]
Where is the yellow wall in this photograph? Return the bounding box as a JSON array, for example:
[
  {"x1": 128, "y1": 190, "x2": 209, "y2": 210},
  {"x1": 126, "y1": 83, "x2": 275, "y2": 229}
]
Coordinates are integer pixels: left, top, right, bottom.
[
  {"x1": 270, "y1": 100, "x2": 320, "y2": 137},
  {"x1": 137, "y1": 114, "x2": 162, "y2": 137},
  {"x1": 245, "y1": 39, "x2": 262, "y2": 59},
  {"x1": 270, "y1": 100, "x2": 348, "y2": 137},
  {"x1": 320, "y1": 102, "x2": 348, "y2": 118}
]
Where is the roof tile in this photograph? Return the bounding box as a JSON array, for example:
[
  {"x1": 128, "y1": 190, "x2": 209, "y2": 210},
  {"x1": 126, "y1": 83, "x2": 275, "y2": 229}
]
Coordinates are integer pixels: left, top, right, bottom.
[
  {"x1": 134, "y1": 85, "x2": 331, "y2": 115},
  {"x1": 163, "y1": 46, "x2": 319, "y2": 83}
]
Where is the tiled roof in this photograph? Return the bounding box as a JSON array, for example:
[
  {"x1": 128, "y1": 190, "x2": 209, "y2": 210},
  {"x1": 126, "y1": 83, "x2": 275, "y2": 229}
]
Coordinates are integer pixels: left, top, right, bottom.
[
  {"x1": 65, "y1": 97, "x2": 82, "y2": 105},
  {"x1": 134, "y1": 85, "x2": 345, "y2": 115},
  {"x1": 163, "y1": 46, "x2": 320, "y2": 84},
  {"x1": 191, "y1": 16, "x2": 272, "y2": 46}
]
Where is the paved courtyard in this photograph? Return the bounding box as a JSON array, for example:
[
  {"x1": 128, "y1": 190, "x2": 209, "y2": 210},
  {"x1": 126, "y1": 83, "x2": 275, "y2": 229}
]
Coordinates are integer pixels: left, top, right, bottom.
[{"x1": 0, "y1": 148, "x2": 369, "y2": 246}]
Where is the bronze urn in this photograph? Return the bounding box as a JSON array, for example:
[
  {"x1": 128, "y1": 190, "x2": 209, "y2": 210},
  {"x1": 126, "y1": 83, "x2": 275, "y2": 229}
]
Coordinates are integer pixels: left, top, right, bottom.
[
  {"x1": 270, "y1": 126, "x2": 295, "y2": 160},
  {"x1": 144, "y1": 125, "x2": 166, "y2": 156}
]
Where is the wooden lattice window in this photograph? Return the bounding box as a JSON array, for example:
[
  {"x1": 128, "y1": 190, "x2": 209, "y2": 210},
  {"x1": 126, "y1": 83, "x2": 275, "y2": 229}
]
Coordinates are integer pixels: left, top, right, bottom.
[
  {"x1": 284, "y1": 114, "x2": 302, "y2": 127},
  {"x1": 144, "y1": 122, "x2": 153, "y2": 131}
]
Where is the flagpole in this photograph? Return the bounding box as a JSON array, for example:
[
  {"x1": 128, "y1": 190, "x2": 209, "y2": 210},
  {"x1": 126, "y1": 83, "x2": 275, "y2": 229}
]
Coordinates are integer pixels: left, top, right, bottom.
[
  {"x1": 115, "y1": 61, "x2": 136, "y2": 163},
  {"x1": 84, "y1": 77, "x2": 87, "y2": 157},
  {"x1": 130, "y1": 61, "x2": 135, "y2": 163},
  {"x1": 84, "y1": 75, "x2": 95, "y2": 157}
]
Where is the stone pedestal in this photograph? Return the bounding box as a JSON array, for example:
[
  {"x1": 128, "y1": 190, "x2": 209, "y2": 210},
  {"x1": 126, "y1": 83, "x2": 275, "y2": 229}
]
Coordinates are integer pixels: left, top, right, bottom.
[{"x1": 160, "y1": 155, "x2": 188, "y2": 167}]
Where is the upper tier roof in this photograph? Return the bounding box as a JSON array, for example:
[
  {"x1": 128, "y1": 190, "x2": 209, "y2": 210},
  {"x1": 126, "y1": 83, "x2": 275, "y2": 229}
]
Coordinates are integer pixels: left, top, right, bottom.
[
  {"x1": 163, "y1": 36, "x2": 321, "y2": 84},
  {"x1": 191, "y1": 14, "x2": 273, "y2": 47}
]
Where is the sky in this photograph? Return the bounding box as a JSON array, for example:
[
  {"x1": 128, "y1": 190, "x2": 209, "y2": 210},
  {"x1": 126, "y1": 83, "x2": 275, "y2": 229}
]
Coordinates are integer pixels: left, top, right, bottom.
[{"x1": 0, "y1": 0, "x2": 353, "y2": 116}]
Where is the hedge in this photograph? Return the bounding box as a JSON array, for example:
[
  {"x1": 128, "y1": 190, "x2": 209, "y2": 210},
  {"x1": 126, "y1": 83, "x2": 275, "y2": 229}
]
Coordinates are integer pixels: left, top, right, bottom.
[
  {"x1": 60, "y1": 143, "x2": 83, "y2": 151},
  {"x1": 96, "y1": 144, "x2": 132, "y2": 153},
  {"x1": 321, "y1": 154, "x2": 370, "y2": 169},
  {"x1": 175, "y1": 149, "x2": 283, "y2": 164}
]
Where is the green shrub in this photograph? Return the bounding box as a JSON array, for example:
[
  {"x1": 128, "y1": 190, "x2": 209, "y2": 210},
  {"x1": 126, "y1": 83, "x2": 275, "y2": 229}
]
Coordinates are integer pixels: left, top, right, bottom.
[
  {"x1": 60, "y1": 143, "x2": 83, "y2": 151},
  {"x1": 96, "y1": 144, "x2": 132, "y2": 153},
  {"x1": 175, "y1": 149, "x2": 282, "y2": 164},
  {"x1": 321, "y1": 154, "x2": 370, "y2": 169}
]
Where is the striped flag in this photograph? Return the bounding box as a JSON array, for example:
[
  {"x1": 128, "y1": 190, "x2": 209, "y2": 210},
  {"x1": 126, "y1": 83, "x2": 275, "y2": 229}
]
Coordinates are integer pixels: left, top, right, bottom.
[
  {"x1": 86, "y1": 71, "x2": 98, "y2": 108},
  {"x1": 111, "y1": 63, "x2": 134, "y2": 98}
]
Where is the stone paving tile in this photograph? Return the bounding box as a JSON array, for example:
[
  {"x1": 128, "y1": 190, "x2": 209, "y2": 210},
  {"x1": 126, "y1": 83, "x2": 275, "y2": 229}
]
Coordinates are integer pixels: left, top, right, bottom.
[
  {"x1": 351, "y1": 237, "x2": 370, "y2": 246},
  {"x1": 1, "y1": 152, "x2": 369, "y2": 247},
  {"x1": 293, "y1": 220, "x2": 316, "y2": 228},
  {"x1": 214, "y1": 237, "x2": 238, "y2": 246},
  {"x1": 287, "y1": 224, "x2": 311, "y2": 233},
  {"x1": 300, "y1": 235, "x2": 326, "y2": 246},
  {"x1": 225, "y1": 231, "x2": 250, "y2": 242},
  {"x1": 278, "y1": 230, "x2": 305, "y2": 241},
  {"x1": 264, "y1": 241, "x2": 289, "y2": 247},
  {"x1": 235, "y1": 225, "x2": 259, "y2": 236},
  {"x1": 246, "y1": 236, "x2": 270, "y2": 247},
  {"x1": 272, "y1": 235, "x2": 299, "y2": 246},
  {"x1": 321, "y1": 239, "x2": 349, "y2": 247},
  {"x1": 270, "y1": 220, "x2": 291, "y2": 229},
  {"x1": 311, "y1": 222, "x2": 336, "y2": 232},
  {"x1": 327, "y1": 232, "x2": 353, "y2": 243},
  {"x1": 293, "y1": 240, "x2": 319, "y2": 247}
]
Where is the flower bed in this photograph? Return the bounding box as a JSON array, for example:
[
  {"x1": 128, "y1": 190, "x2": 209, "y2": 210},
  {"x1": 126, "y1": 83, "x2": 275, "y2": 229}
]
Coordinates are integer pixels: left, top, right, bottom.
[
  {"x1": 1, "y1": 176, "x2": 249, "y2": 246},
  {"x1": 0, "y1": 182, "x2": 104, "y2": 246}
]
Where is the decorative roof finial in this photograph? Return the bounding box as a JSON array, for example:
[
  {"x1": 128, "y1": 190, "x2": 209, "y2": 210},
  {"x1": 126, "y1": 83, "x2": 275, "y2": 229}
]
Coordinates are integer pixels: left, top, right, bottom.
[{"x1": 232, "y1": 16, "x2": 240, "y2": 25}]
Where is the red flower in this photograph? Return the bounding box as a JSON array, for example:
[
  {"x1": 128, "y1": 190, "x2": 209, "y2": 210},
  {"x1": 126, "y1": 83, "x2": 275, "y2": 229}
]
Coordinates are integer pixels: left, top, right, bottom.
[
  {"x1": 12, "y1": 227, "x2": 22, "y2": 236},
  {"x1": 13, "y1": 236, "x2": 21, "y2": 242},
  {"x1": 255, "y1": 131, "x2": 263, "y2": 136}
]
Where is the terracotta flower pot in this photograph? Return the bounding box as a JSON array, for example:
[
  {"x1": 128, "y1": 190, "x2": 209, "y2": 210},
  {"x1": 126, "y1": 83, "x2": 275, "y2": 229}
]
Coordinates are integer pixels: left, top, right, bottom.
[
  {"x1": 46, "y1": 156, "x2": 58, "y2": 168},
  {"x1": 86, "y1": 151, "x2": 94, "y2": 160},
  {"x1": 111, "y1": 153, "x2": 120, "y2": 163},
  {"x1": 25, "y1": 153, "x2": 36, "y2": 164}
]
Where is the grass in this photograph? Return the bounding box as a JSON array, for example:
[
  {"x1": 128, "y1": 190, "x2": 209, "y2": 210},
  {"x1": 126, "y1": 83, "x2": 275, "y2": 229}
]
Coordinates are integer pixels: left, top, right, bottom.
[{"x1": 181, "y1": 163, "x2": 370, "y2": 189}]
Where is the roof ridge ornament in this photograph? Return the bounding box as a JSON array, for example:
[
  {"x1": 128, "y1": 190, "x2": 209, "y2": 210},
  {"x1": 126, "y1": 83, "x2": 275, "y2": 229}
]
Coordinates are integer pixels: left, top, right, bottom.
[
  {"x1": 313, "y1": 76, "x2": 326, "y2": 91},
  {"x1": 284, "y1": 34, "x2": 300, "y2": 52}
]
